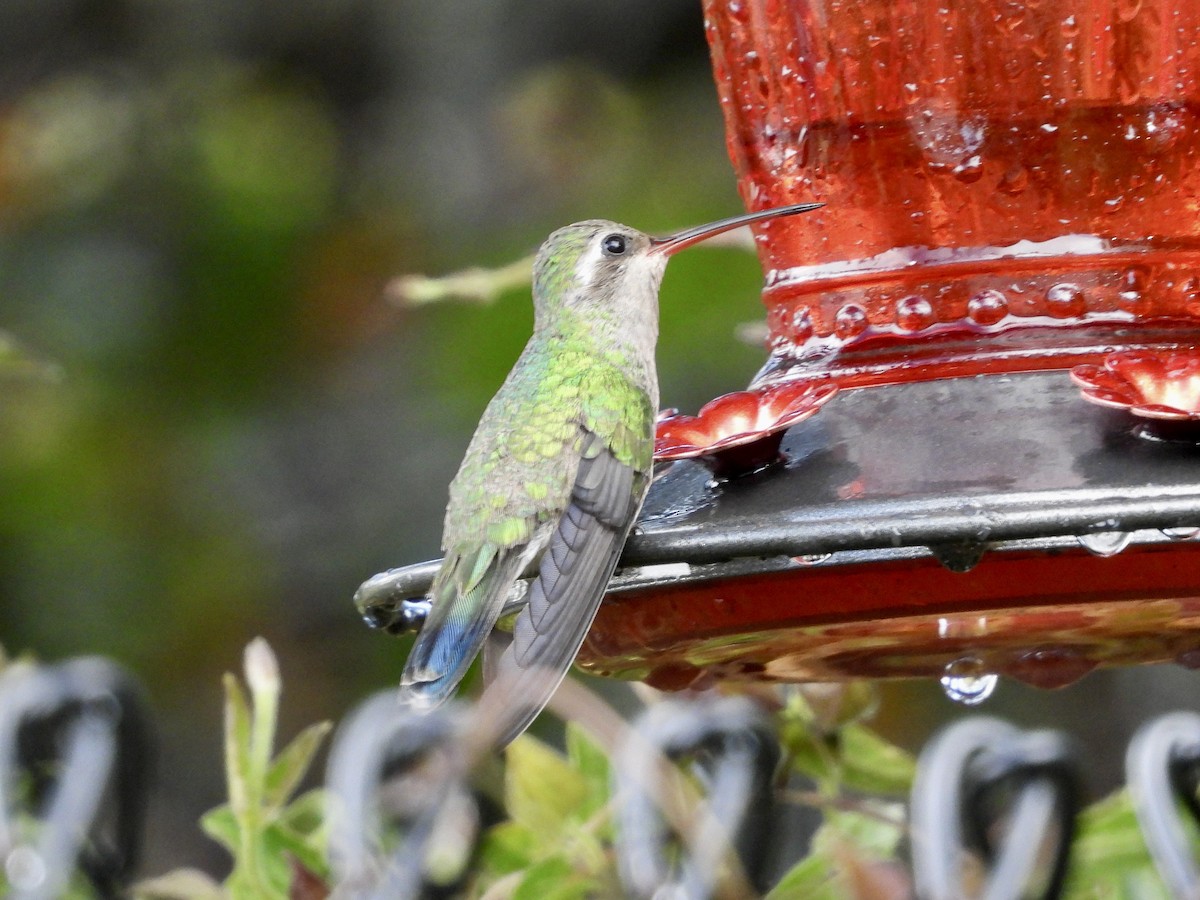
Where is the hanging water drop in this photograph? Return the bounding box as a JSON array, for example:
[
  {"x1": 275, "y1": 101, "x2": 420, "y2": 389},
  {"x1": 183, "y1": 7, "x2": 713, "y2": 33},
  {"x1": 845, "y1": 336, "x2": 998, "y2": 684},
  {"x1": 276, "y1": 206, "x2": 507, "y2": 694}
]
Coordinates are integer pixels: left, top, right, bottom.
[
  {"x1": 940, "y1": 657, "x2": 998, "y2": 705},
  {"x1": 794, "y1": 553, "x2": 833, "y2": 565},
  {"x1": 1077, "y1": 531, "x2": 1132, "y2": 556},
  {"x1": 1162, "y1": 526, "x2": 1200, "y2": 540}
]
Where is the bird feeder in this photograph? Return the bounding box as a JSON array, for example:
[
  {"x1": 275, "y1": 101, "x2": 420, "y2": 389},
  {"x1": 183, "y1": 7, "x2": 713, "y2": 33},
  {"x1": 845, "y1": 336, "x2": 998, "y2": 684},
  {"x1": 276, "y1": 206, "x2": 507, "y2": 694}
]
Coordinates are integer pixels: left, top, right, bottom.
[{"x1": 360, "y1": 0, "x2": 1200, "y2": 703}]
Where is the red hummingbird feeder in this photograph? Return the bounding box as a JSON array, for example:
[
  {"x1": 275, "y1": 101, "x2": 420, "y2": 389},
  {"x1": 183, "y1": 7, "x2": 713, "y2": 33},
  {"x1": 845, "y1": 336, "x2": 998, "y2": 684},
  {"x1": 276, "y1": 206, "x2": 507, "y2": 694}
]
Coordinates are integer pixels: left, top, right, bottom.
[
  {"x1": 571, "y1": 0, "x2": 1200, "y2": 697},
  {"x1": 359, "y1": 0, "x2": 1200, "y2": 703}
]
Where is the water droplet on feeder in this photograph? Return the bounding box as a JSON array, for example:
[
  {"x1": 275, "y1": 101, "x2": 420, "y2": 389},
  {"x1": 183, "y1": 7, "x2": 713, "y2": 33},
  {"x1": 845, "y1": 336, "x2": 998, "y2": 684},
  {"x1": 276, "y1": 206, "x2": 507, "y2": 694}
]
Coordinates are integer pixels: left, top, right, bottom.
[
  {"x1": 967, "y1": 290, "x2": 1009, "y2": 326},
  {"x1": 997, "y1": 165, "x2": 1028, "y2": 195},
  {"x1": 1118, "y1": 266, "x2": 1150, "y2": 308},
  {"x1": 794, "y1": 553, "x2": 833, "y2": 565},
  {"x1": 1179, "y1": 277, "x2": 1200, "y2": 315},
  {"x1": 953, "y1": 154, "x2": 984, "y2": 183},
  {"x1": 1045, "y1": 283, "x2": 1086, "y2": 318},
  {"x1": 1006, "y1": 647, "x2": 1096, "y2": 689},
  {"x1": 834, "y1": 303, "x2": 869, "y2": 339},
  {"x1": 791, "y1": 307, "x2": 815, "y2": 341},
  {"x1": 1077, "y1": 531, "x2": 1132, "y2": 557},
  {"x1": 940, "y1": 657, "x2": 998, "y2": 705},
  {"x1": 1162, "y1": 526, "x2": 1200, "y2": 540},
  {"x1": 896, "y1": 294, "x2": 935, "y2": 331},
  {"x1": 1176, "y1": 647, "x2": 1200, "y2": 669},
  {"x1": 929, "y1": 541, "x2": 988, "y2": 572}
]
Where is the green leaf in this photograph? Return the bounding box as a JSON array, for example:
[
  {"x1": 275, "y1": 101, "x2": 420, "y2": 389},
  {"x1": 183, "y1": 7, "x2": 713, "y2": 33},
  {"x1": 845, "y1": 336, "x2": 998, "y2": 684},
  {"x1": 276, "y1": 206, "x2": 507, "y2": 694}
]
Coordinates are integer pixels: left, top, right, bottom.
[
  {"x1": 765, "y1": 853, "x2": 842, "y2": 900},
  {"x1": 222, "y1": 673, "x2": 253, "y2": 819},
  {"x1": 479, "y1": 821, "x2": 539, "y2": 876},
  {"x1": 810, "y1": 806, "x2": 906, "y2": 861},
  {"x1": 780, "y1": 723, "x2": 840, "y2": 793},
  {"x1": 505, "y1": 735, "x2": 588, "y2": 835},
  {"x1": 838, "y1": 725, "x2": 916, "y2": 796},
  {"x1": 783, "y1": 683, "x2": 880, "y2": 734},
  {"x1": 768, "y1": 809, "x2": 906, "y2": 900},
  {"x1": 565, "y1": 723, "x2": 610, "y2": 823},
  {"x1": 278, "y1": 788, "x2": 328, "y2": 841},
  {"x1": 781, "y1": 721, "x2": 914, "y2": 796},
  {"x1": 511, "y1": 856, "x2": 595, "y2": 900},
  {"x1": 200, "y1": 805, "x2": 240, "y2": 855},
  {"x1": 259, "y1": 821, "x2": 328, "y2": 886},
  {"x1": 1064, "y1": 790, "x2": 1170, "y2": 899},
  {"x1": 263, "y1": 721, "x2": 332, "y2": 813}
]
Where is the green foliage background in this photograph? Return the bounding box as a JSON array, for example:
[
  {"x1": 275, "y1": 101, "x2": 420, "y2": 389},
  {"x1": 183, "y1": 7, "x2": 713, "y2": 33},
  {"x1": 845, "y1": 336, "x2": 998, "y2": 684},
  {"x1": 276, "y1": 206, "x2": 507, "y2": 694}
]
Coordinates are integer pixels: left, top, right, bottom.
[
  {"x1": 1, "y1": 0, "x2": 1198, "y2": 885},
  {"x1": 0, "y1": 0, "x2": 777, "y2": 874}
]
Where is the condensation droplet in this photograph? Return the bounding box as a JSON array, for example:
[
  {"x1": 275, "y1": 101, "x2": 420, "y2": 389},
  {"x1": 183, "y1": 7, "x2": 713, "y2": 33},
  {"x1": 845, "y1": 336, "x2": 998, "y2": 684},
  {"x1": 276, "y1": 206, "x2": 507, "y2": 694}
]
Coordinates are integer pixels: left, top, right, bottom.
[
  {"x1": 953, "y1": 154, "x2": 984, "y2": 183},
  {"x1": 834, "y1": 303, "x2": 869, "y2": 339},
  {"x1": 940, "y1": 657, "x2": 998, "y2": 706},
  {"x1": 1045, "y1": 282, "x2": 1086, "y2": 318},
  {"x1": 794, "y1": 553, "x2": 833, "y2": 565},
  {"x1": 1180, "y1": 276, "x2": 1200, "y2": 315},
  {"x1": 1078, "y1": 531, "x2": 1132, "y2": 556},
  {"x1": 1117, "y1": 0, "x2": 1143, "y2": 24},
  {"x1": 895, "y1": 295, "x2": 935, "y2": 331},
  {"x1": 997, "y1": 165, "x2": 1028, "y2": 195},
  {"x1": 1163, "y1": 526, "x2": 1200, "y2": 540},
  {"x1": 1122, "y1": 265, "x2": 1150, "y2": 294},
  {"x1": 967, "y1": 289, "x2": 1009, "y2": 326},
  {"x1": 791, "y1": 307, "x2": 814, "y2": 342},
  {"x1": 1006, "y1": 647, "x2": 1097, "y2": 689},
  {"x1": 1177, "y1": 647, "x2": 1200, "y2": 670},
  {"x1": 1061, "y1": 14, "x2": 1080, "y2": 36}
]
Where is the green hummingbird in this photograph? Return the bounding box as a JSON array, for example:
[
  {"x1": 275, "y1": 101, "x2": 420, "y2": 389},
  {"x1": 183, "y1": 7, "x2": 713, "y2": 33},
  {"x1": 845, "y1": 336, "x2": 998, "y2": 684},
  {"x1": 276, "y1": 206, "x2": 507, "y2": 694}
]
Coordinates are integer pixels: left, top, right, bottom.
[{"x1": 401, "y1": 202, "x2": 823, "y2": 745}]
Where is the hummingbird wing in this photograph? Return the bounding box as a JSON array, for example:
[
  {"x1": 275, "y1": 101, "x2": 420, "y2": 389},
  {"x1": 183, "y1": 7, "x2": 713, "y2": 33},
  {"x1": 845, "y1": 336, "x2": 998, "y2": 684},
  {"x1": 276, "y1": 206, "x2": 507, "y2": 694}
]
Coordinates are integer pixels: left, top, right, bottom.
[
  {"x1": 483, "y1": 428, "x2": 650, "y2": 747},
  {"x1": 400, "y1": 347, "x2": 581, "y2": 709}
]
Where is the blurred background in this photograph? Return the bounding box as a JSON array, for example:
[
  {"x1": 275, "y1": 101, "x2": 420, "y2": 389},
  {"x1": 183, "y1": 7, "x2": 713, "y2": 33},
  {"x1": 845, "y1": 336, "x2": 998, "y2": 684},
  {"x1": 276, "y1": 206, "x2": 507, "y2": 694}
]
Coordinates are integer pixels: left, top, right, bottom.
[{"x1": 0, "y1": 0, "x2": 1197, "y2": 880}]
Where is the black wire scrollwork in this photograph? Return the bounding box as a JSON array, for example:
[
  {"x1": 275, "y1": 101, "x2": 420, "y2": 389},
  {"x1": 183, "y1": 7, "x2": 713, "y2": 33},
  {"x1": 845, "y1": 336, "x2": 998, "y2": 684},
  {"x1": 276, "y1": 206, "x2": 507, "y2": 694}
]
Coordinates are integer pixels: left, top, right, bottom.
[
  {"x1": 0, "y1": 657, "x2": 153, "y2": 900},
  {"x1": 325, "y1": 694, "x2": 480, "y2": 899},
  {"x1": 910, "y1": 716, "x2": 1082, "y2": 900},
  {"x1": 611, "y1": 693, "x2": 780, "y2": 899}
]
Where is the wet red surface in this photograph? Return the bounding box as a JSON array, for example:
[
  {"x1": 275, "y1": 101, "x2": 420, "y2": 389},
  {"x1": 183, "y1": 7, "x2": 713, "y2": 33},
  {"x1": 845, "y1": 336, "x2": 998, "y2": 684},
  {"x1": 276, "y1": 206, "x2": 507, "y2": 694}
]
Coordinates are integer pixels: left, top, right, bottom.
[
  {"x1": 703, "y1": 0, "x2": 1200, "y2": 386},
  {"x1": 580, "y1": 542, "x2": 1200, "y2": 688}
]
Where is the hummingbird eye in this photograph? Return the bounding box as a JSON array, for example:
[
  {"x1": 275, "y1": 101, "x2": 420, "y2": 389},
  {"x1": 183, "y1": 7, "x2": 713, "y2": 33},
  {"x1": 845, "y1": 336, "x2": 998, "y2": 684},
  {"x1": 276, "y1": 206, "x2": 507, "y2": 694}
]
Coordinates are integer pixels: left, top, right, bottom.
[{"x1": 601, "y1": 234, "x2": 627, "y2": 256}]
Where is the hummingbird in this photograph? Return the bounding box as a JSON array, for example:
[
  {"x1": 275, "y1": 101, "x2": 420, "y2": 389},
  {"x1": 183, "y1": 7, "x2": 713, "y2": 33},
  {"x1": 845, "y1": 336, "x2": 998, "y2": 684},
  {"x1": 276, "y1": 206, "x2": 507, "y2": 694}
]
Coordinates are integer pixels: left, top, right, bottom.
[{"x1": 401, "y1": 202, "x2": 823, "y2": 746}]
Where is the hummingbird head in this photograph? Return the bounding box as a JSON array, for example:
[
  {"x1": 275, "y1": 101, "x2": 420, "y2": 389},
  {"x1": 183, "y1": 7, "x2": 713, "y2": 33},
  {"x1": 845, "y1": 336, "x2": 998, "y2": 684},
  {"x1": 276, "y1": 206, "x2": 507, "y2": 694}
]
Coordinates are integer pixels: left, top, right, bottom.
[
  {"x1": 531, "y1": 220, "x2": 663, "y2": 325},
  {"x1": 530, "y1": 203, "x2": 824, "y2": 332}
]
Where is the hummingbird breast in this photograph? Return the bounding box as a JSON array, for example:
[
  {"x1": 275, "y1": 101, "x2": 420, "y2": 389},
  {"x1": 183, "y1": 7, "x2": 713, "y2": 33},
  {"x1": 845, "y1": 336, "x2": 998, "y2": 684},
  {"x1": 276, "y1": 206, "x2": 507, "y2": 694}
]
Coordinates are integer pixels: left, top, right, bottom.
[{"x1": 441, "y1": 332, "x2": 653, "y2": 553}]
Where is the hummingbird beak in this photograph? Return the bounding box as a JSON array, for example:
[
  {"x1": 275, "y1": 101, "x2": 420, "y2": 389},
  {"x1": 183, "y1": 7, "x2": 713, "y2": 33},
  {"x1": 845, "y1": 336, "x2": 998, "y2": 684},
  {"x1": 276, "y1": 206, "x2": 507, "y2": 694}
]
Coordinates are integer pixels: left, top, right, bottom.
[{"x1": 648, "y1": 202, "x2": 824, "y2": 256}]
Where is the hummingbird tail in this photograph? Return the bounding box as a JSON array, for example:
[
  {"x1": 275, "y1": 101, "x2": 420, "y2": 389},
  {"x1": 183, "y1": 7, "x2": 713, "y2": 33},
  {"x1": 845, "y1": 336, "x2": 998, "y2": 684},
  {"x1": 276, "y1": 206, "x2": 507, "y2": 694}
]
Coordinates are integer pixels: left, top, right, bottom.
[{"x1": 400, "y1": 546, "x2": 525, "y2": 709}]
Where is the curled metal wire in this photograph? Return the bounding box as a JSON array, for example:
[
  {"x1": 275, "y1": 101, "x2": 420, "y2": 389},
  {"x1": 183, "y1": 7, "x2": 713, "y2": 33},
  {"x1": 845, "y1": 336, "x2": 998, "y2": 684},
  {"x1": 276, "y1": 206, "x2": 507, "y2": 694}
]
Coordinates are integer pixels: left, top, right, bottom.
[
  {"x1": 910, "y1": 716, "x2": 1081, "y2": 900},
  {"x1": 612, "y1": 693, "x2": 779, "y2": 899},
  {"x1": 0, "y1": 657, "x2": 153, "y2": 900},
  {"x1": 325, "y1": 694, "x2": 479, "y2": 899},
  {"x1": 1126, "y1": 710, "x2": 1200, "y2": 898}
]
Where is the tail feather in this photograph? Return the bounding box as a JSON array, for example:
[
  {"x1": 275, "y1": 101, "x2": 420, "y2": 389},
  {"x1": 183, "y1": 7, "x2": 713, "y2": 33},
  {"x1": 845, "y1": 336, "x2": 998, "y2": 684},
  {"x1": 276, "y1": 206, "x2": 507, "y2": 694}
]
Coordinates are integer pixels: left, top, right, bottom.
[
  {"x1": 400, "y1": 546, "x2": 524, "y2": 709},
  {"x1": 481, "y1": 437, "x2": 643, "y2": 747},
  {"x1": 483, "y1": 517, "x2": 625, "y2": 747}
]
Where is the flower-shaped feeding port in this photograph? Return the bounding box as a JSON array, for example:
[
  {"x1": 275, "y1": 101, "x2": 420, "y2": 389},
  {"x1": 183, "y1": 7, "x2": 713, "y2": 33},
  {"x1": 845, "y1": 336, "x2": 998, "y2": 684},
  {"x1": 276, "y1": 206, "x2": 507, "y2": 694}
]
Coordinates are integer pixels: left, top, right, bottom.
[
  {"x1": 655, "y1": 381, "x2": 839, "y2": 478},
  {"x1": 1071, "y1": 350, "x2": 1200, "y2": 440}
]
